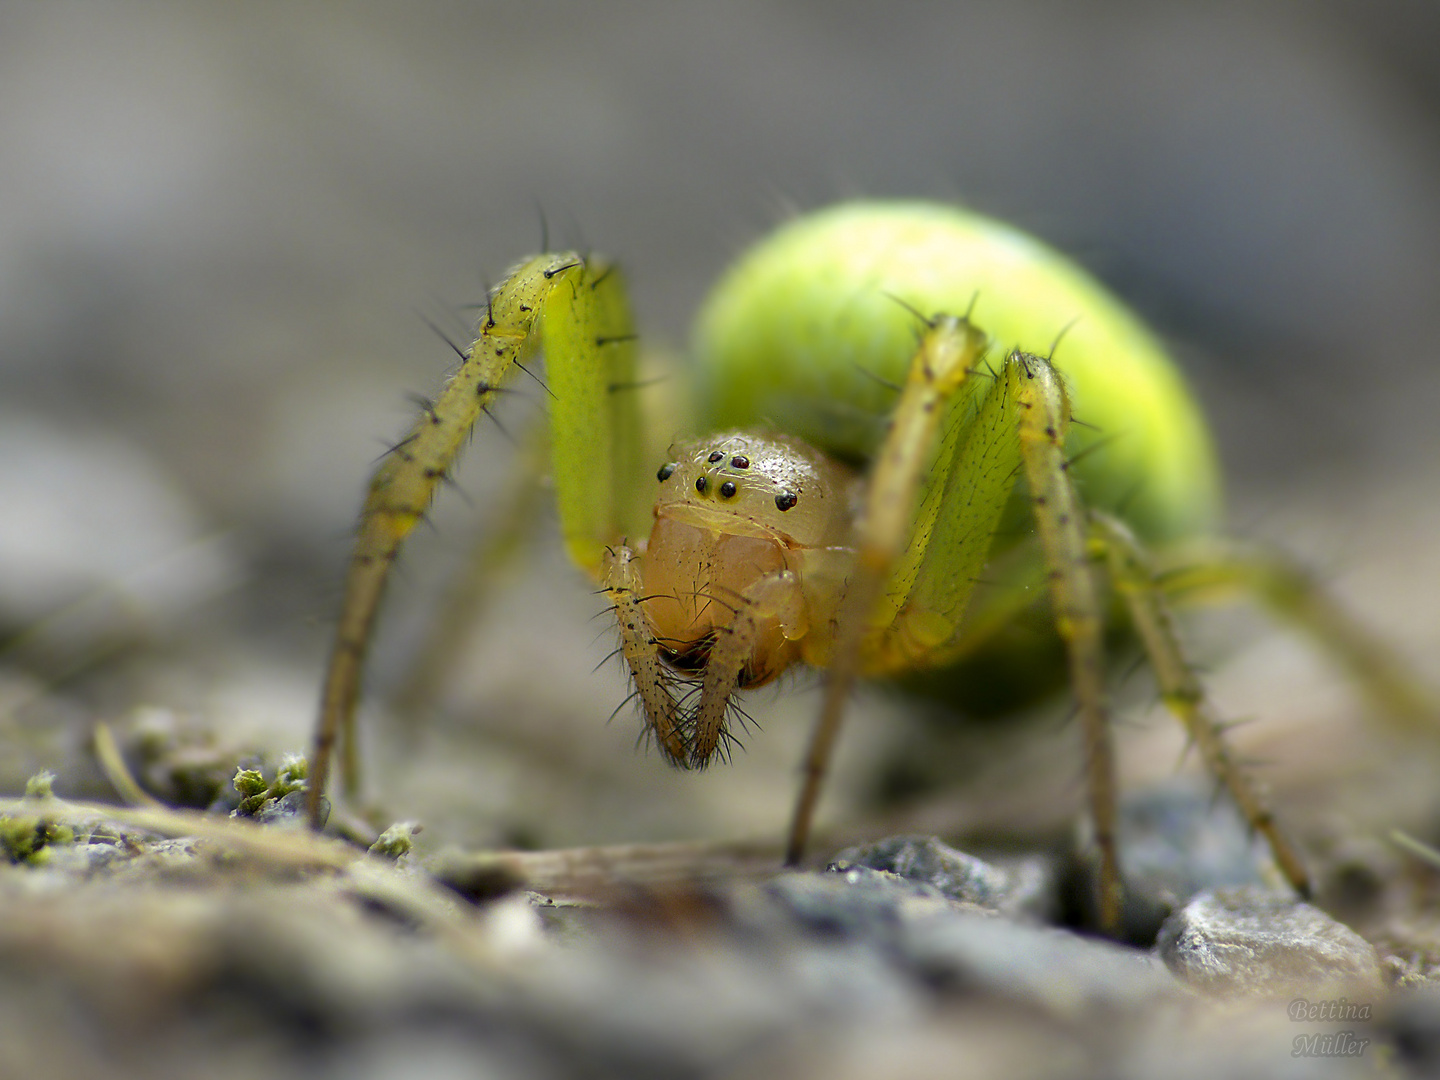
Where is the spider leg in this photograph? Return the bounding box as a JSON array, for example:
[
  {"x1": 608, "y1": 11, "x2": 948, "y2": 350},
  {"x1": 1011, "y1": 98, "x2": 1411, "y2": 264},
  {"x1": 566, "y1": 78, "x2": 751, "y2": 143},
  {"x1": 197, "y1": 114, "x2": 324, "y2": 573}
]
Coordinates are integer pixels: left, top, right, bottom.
[
  {"x1": 603, "y1": 545, "x2": 687, "y2": 765},
  {"x1": 1154, "y1": 537, "x2": 1438, "y2": 731},
  {"x1": 309, "y1": 252, "x2": 645, "y2": 828},
  {"x1": 785, "y1": 315, "x2": 988, "y2": 865},
  {"x1": 688, "y1": 571, "x2": 806, "y2": 767},
  {"x1": 1010, "y1": 350, "x2": 1121, "y2": 932},
  {"x1": 783, "y1": 336, "x2": 1130, "y2": 934},
  {"x1": 1091, "y1": 511, "x2": 1311, "y2": 896}
]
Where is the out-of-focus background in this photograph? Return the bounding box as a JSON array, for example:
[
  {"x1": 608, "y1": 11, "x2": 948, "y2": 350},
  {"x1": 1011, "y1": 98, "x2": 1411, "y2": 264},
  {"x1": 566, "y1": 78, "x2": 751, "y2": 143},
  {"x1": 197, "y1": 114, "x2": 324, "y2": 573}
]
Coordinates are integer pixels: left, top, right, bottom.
[{"x1": 2, "y1": 2, "x2": 1438, "y2": 853}]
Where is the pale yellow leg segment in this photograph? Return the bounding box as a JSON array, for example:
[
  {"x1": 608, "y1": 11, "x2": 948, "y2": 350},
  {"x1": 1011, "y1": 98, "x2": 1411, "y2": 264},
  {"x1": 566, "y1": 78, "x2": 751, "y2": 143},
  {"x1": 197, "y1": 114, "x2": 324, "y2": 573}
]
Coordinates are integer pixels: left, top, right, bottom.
[
  {"x1": 1155, "y1": 539, "x2": 1439, "y2": 732},
  {"x1": 1011, "y1": 351, "x2": 1121, "y2": 933},
  {"x1": 1092, "y1": 512, "x2": 1311, "y2": 897},
  {"x1": 786, "y1": 315, "x2": 986, "y2": 864},
  {"x1": 603, "y1": 546, "x2": 687, "y2": 765},
  {"x1": 690, "y1": 571, "x2": 806, "y2": 767},
  {"x1": 308, "y1": 253, "x2": 622, "y2": 829}
]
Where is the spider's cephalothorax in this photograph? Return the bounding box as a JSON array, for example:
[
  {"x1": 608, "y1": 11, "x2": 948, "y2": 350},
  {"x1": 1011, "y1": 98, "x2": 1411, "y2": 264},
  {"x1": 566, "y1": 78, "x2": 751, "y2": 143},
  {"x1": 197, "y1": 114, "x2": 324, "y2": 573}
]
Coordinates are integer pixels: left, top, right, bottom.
[{"x1": 622, "y1": 432, "x2": 857, "y2": 765}]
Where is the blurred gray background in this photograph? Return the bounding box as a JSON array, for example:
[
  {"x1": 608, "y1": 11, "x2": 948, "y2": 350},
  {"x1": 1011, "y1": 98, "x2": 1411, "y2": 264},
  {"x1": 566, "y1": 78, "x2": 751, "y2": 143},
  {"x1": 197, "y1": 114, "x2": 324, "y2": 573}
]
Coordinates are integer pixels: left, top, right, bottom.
[{"x1": 2, "y1": 2, "x2": 1438, "y2": 850}]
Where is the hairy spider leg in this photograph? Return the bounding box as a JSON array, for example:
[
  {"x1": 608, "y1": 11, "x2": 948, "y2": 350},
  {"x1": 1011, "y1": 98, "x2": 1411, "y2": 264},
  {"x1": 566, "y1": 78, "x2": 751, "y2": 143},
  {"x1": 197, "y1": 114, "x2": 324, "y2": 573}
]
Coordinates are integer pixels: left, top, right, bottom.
[
  {"x1": 603, "y1": 544, "x2": 688, "y2": 762},
  {"x1": 1153, "y1": 538, "x2": 1439, "y2": 731},
  {"x1": 308, "y1": 253, "x2": 645, "y2": 828},
  {"x1": 1092, "y1": 511, "x2": 1312, "y2": 896},
  {"x1": 783, "y1": 338, "x2": 1133, "y2": 933},
  {"x1": 784, "y1": 314, "x2": 991, "y2": 866},
  {"x1": 1005, "y1": 352, "x2": 1127, "y2": 929}
]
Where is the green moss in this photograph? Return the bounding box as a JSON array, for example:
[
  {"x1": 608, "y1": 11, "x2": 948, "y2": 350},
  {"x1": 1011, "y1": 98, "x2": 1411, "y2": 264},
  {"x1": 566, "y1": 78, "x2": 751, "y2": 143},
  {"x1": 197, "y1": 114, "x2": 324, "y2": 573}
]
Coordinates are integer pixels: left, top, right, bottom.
[
  {"x1": 231, "y1": 755, "x2": 312, "y2": 823},
  {"x1": 233, "y1": 768, "x2": 267, "y2": 799},
  {"x1": 272, "y1": 754, "x2": 307, "y2": 796},
  {"x1": 23, "y1": 771, "x2": 56, "y2": 799},
  {"x1": 368, "y1": 821, "x2": 420, "y2": 859},
  {"x1": 1, "y1": 814, "x2": 75, "y2": 865}
]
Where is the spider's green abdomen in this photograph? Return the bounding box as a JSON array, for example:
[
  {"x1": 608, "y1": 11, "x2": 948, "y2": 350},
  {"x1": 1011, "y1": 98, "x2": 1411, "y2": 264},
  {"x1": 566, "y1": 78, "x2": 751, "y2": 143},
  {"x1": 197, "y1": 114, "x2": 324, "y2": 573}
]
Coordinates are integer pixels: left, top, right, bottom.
[{"x1": 692, "y1": 201, "x2": 1220, "y2": 544}]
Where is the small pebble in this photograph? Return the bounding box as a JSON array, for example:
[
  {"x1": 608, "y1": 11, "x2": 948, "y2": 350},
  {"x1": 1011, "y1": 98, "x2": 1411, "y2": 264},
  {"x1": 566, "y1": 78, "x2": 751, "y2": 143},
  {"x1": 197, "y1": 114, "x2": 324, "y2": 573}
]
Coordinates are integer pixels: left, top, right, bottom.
[
  {"x1": 828, "y1": 835, "x2": 1056, "y2": 922},
  {"x1": 1157, "y1": 886, "x2": 1384, "y2": 998}
]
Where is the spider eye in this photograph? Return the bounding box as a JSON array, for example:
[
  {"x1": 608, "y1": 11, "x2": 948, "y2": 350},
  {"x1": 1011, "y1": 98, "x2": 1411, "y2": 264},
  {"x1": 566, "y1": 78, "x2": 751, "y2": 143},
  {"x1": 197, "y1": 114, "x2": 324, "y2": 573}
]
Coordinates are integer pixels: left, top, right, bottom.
[
  {"x1": 707, "y1": 450, "x2": 725, "y2": 463},
  {"x1": 730, "y1": 456, "x2": 750, "y2": 469},
  {"x1": 719, "y1": 481, "x2": 737, "y2": 498},
  {"x1": 656, "y1": 462, "x2": 677, "y2": 482},
  {"x1": 775, "y1": 491, "x2": 798, "y2": 511},
  {"x1": 695, "y1": 476, "x2": 708, "y2": 493}
]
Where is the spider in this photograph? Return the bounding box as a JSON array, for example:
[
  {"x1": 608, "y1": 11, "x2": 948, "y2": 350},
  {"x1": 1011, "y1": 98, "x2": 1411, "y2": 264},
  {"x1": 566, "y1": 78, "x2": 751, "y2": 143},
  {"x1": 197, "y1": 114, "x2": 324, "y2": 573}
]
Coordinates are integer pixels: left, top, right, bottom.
[{"x1": 305, "y1": 201, "x2": 1432, "y2": 933}]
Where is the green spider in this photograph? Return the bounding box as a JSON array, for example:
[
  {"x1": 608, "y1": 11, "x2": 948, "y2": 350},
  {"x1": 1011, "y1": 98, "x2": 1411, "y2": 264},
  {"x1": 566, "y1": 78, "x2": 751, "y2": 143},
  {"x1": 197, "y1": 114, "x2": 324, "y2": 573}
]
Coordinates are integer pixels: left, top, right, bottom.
[{"x1": 306, "y1": 201, "x2": 1432, "y2": 933}]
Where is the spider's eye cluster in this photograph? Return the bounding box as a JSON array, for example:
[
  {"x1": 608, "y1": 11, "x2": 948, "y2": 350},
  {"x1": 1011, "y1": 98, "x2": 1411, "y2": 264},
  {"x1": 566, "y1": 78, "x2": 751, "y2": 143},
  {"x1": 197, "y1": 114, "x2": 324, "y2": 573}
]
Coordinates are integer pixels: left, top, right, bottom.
[{"x1": 665, "y1": 444, "x2": 799, "y2": 508}]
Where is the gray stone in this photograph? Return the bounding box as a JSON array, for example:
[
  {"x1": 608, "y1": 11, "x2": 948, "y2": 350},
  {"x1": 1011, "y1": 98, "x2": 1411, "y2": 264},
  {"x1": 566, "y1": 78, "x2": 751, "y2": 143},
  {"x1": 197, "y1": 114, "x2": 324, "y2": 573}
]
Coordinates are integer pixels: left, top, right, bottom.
[
  {"x1": 743, "y1": 866, "x2": 1178, "y2": 1022},
  {"x1": 828, "y1": 835, "x2": 1056, "y2": 921},
  {"x1": 896, "y1": 909, "x2": 1179, "y2": 1019},
  {"x1": 1157, "y1": 886, "x2": 1384, "y2": 998},
  {"x1": 753, "y1": 865, "x2": 966, "y2": 942}
]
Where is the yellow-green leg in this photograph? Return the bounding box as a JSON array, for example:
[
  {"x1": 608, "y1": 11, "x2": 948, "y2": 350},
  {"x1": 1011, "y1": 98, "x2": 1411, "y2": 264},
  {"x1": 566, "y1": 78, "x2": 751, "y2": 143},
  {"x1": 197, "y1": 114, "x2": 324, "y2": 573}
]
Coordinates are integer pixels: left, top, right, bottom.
[
  {"x1": 1092, "y1": 511, "x2": 1312, "y2": 897},
  {"x1": 1155, "y1": 538, "x2": 1438, "y2": 732},
  {"x1": 784, "y1": 342, "x2": 1127, "y2": 933},
  {"x1": 1011, "y1": 352, "x2": 1121, "y2": 932},
  {"x1": 784, "y1": 314, "x2": 988, "y2": 865},
  {"x1": 308, "y1": 253, "x2": 646, "y2": 829}
]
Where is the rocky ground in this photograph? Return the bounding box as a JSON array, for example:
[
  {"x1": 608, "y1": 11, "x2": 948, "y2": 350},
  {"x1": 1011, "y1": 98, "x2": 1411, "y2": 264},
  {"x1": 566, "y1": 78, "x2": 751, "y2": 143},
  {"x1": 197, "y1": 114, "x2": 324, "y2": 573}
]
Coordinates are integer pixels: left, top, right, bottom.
[
  {"x1": 0, "y1": 812, "x2": 1430, "y2": 1080},
  {"x1": 5, "y1": 640, "x2": 1440, "y2": 1080}
]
